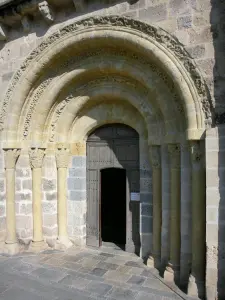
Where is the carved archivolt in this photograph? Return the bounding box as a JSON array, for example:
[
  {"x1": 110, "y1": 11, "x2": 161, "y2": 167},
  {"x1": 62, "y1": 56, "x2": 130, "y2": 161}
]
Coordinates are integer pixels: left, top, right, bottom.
[
  {"x1": 20, "y1": 52, "x2": 179, "y2": 141},
  {"x1": 0, "y1": 15, "x2": 212, "y2": 142}
]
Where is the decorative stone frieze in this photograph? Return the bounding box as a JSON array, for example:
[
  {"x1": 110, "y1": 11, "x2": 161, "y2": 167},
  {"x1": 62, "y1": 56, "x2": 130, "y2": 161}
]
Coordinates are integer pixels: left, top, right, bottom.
[
  {"x1": 4, "y1": 148, "x2": 21, "y2": 169},
  {"x1": 168, "y1": 144, "x2": 180, "y2": 169},
  {"x1": 38, "y1": 1, "x2": 54, "y2": 23},
  {"x1": 29, "y1": 148, "x2": 45, "y2": 169},
  {"x1": 149, "y1": 145, "x2": 161, "y2": 169},
  {"x1": 56, "y1": 148, "x2": 70, "y2": 169}
]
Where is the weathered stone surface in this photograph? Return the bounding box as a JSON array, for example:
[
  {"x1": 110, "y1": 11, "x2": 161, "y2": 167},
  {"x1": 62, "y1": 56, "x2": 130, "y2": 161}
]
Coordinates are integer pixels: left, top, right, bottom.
[{"x1": 0, "y1": 0, "x2": 222, "y2": 297}]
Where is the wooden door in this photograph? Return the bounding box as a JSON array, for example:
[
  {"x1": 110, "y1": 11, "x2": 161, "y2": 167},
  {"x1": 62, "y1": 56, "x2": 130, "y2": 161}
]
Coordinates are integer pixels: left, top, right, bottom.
[{"x1": 86, "y1": 124, "x2": 140, "y2": 250}]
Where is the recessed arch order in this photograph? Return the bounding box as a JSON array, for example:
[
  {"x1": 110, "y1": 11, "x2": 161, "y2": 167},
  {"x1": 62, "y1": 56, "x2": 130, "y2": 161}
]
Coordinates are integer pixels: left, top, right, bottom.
[{"x1": 0, "y1": 15, "x2": 212, "y2": 147}]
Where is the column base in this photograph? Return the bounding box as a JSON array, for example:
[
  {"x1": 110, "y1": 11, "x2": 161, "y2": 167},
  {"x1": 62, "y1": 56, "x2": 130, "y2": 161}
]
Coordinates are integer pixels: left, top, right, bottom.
[
  {"x1": 3, "y1": 242, "x2": 20, "y2": 255},
  {"x1": 55, "y1": 236, "x2": 73, "y2": 250},
  {"x1": 28, "y1": 240, "x2": 49, "y2": 253},
  {"x1": 147, "y1": 255, "x2": 155, "y2": 268},
  {"x1": 188, "y1": 274, "x2": 205, "y2": 298},
  {"x1": 164, "y1": 262, "x2": 175, "y2": 283}
]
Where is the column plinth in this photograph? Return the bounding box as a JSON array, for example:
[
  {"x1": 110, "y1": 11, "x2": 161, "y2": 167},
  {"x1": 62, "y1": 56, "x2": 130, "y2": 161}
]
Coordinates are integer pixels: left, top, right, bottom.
[
  {"x1": 187, "y1": 142, "x2": 205, "y2": 298},
  {"x1": 28, "y1": 148, "x2": 49, "y2": 252},
  {"x1": 164, "y1": 144, "x2": 181, "y2": 284},
  {"x1": 3, "y1": 149, "x2": 21, "y2": 255},
  {"x1": 55, "y1": 148, "x2": 72, "y2": 250},
  {"x1": 147, "y1": 145, "x2": 162, "y2": 270}
]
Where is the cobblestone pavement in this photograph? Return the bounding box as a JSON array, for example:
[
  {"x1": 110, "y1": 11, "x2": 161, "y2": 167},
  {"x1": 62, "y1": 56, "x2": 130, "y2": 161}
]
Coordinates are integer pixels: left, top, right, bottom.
[{"x1": 0, "y1": 245, "x2": 191, "y2": 300}]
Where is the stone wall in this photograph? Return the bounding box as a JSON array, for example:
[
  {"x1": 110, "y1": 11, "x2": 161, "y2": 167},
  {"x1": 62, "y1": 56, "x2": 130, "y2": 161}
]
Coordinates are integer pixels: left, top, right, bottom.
[
  {"x1": 0, "y1": 0, "x2": 216, "y2": 244},
  {"x1": 0, "y1": 0, "x2": 223, "y2": 299}
]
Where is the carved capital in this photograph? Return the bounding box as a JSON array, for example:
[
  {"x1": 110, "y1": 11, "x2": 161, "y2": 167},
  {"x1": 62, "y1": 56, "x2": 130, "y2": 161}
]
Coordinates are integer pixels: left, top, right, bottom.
[
  {"x1": 56, "y1": 148, "x2": 70, "y2": 168},
  {"x1": 4, "y1": 148, "x2": 21, "y2": 169},
  {"x1": 29, "y1": 148, "x2": 45, "y2": 169},
  {"x1": 38, "y1": 1, "x2": 54, "y2": 23},
  {"x1": 168, "y1": 144, "x2": 180, "y2": 169},
  {"x1": 190, "y1": 141, "x2": 202, "y2": 164},
  {"x1": 149, "y1": 145, "x2": 161, "y2": 169}
]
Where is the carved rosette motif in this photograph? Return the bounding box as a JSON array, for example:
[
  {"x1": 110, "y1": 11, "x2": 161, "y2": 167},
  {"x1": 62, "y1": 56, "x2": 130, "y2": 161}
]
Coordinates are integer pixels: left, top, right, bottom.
[
  {"x1": 4, "y1": 149, "x2": 21, "y2": 169},
  {"x1": 55, "y1": 148, "x2": 70, "y2": 168},
  {"x1": 29, "y1": 148, "x2": 45, "y2": 169},
  {"x1": 168, "y1": 144, "x2": 180, "y2": 169},
  {"x1": 0, "y1": 16, "x2": 211, "y2": 132},
  {"x1": 149, "y1": 145, "x2": 161, "y2": 169}
]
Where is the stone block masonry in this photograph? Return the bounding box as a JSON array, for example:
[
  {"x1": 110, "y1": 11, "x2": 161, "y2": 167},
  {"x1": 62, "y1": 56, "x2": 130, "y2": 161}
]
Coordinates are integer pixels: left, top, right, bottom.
[
  {"x1": 0, "y1": 0, "x2": 222, "y2": 298},
  {"x1": 68, "y1": 156, "x2": 86, "y2": 245}
]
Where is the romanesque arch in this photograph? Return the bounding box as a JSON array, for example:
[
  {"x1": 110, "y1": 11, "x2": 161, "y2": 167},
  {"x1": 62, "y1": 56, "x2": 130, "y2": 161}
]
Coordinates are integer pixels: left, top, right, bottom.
[{"x1": 0, "y1": 16, "x2": 212, "y2": 299}]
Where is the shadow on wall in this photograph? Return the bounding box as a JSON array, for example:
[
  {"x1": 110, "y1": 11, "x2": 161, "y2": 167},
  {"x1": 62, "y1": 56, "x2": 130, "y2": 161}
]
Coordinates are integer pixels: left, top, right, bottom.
[{"x1": 211, "y1": 0, "x2": 225, "y2": 299}]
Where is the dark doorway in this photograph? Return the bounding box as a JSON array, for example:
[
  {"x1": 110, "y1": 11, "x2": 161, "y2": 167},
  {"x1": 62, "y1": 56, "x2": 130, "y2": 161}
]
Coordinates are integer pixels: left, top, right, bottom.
[{"x1": 101, "y1": 168, "x2": 126, "y2": 248}]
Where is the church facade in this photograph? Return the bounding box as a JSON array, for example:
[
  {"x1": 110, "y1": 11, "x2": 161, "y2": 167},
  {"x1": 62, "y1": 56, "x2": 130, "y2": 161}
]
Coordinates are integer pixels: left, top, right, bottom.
[{"x1": 0, "y1": 0, "x2": 224, "y2": 299}]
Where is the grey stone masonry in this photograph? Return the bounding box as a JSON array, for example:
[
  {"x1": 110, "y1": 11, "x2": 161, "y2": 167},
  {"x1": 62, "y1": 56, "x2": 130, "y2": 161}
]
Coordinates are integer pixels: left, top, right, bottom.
[{"x1": 68, "y1": 156, "x2": 86, "y2": 245}]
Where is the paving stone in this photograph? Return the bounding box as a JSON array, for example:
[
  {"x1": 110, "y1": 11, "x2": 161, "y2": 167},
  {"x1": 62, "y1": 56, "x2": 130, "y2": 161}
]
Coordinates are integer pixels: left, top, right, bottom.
[
  {"x1": 143, "y1": 278, "x2": 172, "y2": 292},
  {"x1": 62, "y1": 261, "x2": 82, "y2": 271},
  {"x1": 0, "y1": 247, "x2": 185, "y2": 300},
  {"x1": 85, "y1": 281, "x2": 112, "y2": 297},
  {"x1": 31, "y1": 267, "x2": 68, "y2": 282},
  {"x1": 104, "y1": 270, "x2": 131, "y2": 282},
  {"x1": 12, "y1": 262, "x2": 37, "y2": 274},
  {"x1": 140, "y1": 269, "x2": 156, "y2": 278},
  {"x1": 95, "y1": 261, "x2": 119, "y2": 270},
  {"x1": 90, "y1": 267, "x2": 107, "y2": 277},
  {"x1": 127, "y1": 275, "x2": 146, "y2": 285},
  {"x1": 106, "y1": 286, "x2": 138, "y2": 299},
  {"x1": 79, "y1": 257, "x2": 100, "y2": 268},
  {"x1": 59, "y1": 274, "x2": 90, "y2": 289},
  {"x1": 0, "y1": 283, "x2": 10, "y2": 294},
  {"x1": 99, "y1": 252, "x2": 115, "y2": 258},
  {"x1": 128, "y1": 266, "x2": 143, "y2": 275},
  {"x1": 0, "y1": 287, "x2": 46, "y2": 300},
  {"x1": 125, "y1": 260, "x2": 143, "y2": 268}
]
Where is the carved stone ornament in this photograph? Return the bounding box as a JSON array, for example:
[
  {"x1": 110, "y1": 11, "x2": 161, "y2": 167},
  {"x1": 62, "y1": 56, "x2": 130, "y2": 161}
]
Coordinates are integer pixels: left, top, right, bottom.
[
  {"x1": 168, "y1": 144, "x2": 180, "y2": 169},
  {"x1": 29, "y1": 148, "x2": 45, "y2": 169},
  {"x1": 149, "y1": 145, "x2": 161, "y2": 169},
  {"x1": 190, "y1": 141, "x2": 202, "y2": 164},
  {"x1": 0, "y1": 16, "x2": 211, "y2": 132},
  {"x1": 4, "y1": 148, "x2": 21, "y2": 169},
  {"x1": 0, "y1": 24, "x2": 6, "y2": 40},
  {"x1": 38, "y1": 1, "x2": 54, "y2": 23},
  {"x1": 55, "y1": 148, "x2": 70, "y2": 168}
]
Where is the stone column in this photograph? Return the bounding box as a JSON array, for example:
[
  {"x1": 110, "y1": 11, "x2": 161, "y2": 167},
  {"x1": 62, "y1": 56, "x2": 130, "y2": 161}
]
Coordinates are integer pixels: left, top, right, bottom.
[
  {"x1": 147, "y1": 145, "x2": 162, "y2": 269},
  {"x1": 55, "y1": 147, "x2": 73, "y2": 250},
  {"x1": 188, "y1": 141, "x2": 205, "y2": 298},
  {"x1": 29, "y1": 148, "x2": 48, "y2": 252},
  {"x1": 3, "y1": 149, "x2": 21, "y2": 255},
  {"x1": 164, "y1": 144, "x2": 181, "y2": 283}
]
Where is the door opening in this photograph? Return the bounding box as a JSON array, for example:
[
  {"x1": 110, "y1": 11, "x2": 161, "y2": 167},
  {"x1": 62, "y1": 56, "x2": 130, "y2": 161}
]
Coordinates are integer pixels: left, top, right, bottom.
[{"x1": 101, "y1": 168, "x2": 126, "y2": 248}]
